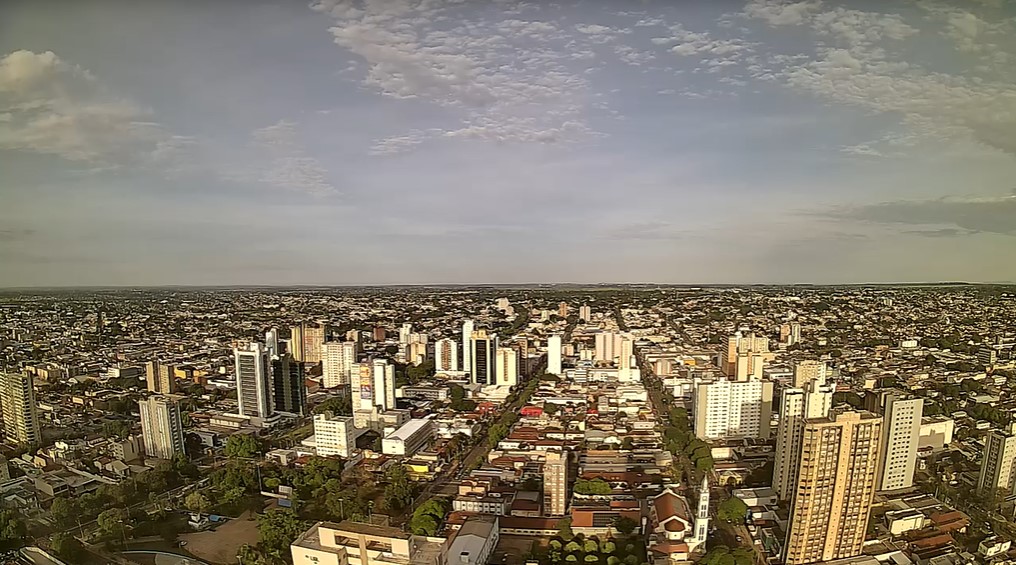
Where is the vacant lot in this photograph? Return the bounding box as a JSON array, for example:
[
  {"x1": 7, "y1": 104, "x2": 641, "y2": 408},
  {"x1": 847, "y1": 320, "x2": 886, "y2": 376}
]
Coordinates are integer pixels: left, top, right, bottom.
[{"x1": 179, "y1": 512, "x2": 259, "y2": 565}]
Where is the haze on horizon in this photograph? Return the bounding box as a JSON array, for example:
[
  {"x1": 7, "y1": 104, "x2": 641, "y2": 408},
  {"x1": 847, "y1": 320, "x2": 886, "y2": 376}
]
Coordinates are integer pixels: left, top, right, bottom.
[{"x1": 2, "y1": 0, "x2": 1015, "y2": 287}]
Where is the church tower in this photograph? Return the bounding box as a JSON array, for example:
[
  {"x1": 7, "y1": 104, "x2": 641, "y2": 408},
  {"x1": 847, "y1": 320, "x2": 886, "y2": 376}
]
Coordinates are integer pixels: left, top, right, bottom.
[{"x1": 692, "y1": 475, "x2": 710, "y2": 551}]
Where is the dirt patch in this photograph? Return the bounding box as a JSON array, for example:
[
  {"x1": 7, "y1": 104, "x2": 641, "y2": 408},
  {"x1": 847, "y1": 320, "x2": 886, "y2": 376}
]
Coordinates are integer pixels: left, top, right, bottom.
[{"x1": 179, "y1": 512, "x2": 260, "y2": 565}]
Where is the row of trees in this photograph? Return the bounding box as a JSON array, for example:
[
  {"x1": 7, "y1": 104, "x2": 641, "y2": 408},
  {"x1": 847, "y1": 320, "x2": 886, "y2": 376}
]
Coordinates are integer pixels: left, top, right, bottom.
[
  {"x1": 542, "y1": 529, "x2": 647, "y2": 565},
  {"x1": 573, "y1": 478, "x2": 613, "y2": 495},
  {"x1": 408, "y1": 497, "x2": 450, "y2": 536},
  {"x1": 663, "y1": 407, "x2": 714, "y2": 482}
]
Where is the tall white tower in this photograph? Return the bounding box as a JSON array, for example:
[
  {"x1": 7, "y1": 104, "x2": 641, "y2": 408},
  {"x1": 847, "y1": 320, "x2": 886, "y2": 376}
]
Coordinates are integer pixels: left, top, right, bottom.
[
  {"x1": 461, "y1": 320, "x2": 475, "y2": 378},
  {"x1": 547, "y1": 335, "x2": 562, "y2": 375},
  {"x1": 234, "y1": 342, "x2": 273, "y2": 418},
  {"x1": 692, "y1": 475, "x2": 709, "y2": 552}
]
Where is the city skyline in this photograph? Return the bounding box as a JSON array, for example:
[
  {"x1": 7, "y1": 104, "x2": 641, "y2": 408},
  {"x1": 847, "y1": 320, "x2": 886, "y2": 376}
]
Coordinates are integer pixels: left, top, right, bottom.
[{"x1": 2, "y1": 0, "x2": 1015, "y2": 286}]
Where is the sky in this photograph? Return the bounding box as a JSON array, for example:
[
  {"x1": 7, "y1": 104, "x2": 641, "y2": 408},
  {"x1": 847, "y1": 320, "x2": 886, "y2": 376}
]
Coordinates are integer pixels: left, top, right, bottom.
[{"x1": 1, "y1": 0, "x2": 1015, "y2": 286}]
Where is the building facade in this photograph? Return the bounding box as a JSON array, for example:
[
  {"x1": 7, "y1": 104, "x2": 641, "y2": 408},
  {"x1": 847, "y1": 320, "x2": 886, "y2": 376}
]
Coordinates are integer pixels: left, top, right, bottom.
[
  {"x1": 321, "y1": 341, "x2": 356, "y2": 388},
  {"x1": 496, "y1": 347, "x2": 518, "y2": 388},
  {"x1": 139, "y1": 394, "x2": 186, "y2": 460},
  {"x1": 314, "y1": 412, "x2": 357, "y2": 458},
  {"x1": 0, "y1": 372, "x2": 41, "y2": 446},
  {"x1": 877, "y1": 396, "x2": 922, "y2": 491},
  {"x1": 978, "y1": 431, "x2": 1016, "y2": 497},
  {"x1": 273, "y1": 354, "x2": 307, "y2": 416},
  {"x1": 547, "y1": 335, "x2": 563, "y2": 376},
  {"x1": 145, "y1": 361, "x2": 177, "y2": 394},
  {"x1": 470, "y1": 330, "x2": 497, "y2": 385},
  {"x1": 435, "y1": 338, "x2": 459, "y2": 372},
  {"x1": 544, "y1": 451, "x2": 568, "y2": 516},
  {"x1": 234, "y1": 342, "x2": 273, "y2": 418},
  {"x1": 773, "y1": 376, "x2": 834, "y2": 501},
  {"x1": 693, "y1": 378, "x2": 774, "y2": 440}
]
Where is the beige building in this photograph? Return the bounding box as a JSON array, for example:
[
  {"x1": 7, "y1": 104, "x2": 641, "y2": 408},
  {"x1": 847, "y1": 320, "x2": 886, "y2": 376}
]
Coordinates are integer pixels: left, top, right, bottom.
[
  {"x1": 302, "y1": 323, "x2": 328, "y2": 365},
  {"x1": 321, "y1": 342, "x2": 357, "y2": 388},
  {"x1": 145, "y1": 361, "x2": 177, "y2": 394},
  {"x1": 793, "y1": 360, "x2": 828, "y2": 388},
  {"x1": 139, "y1": 394, "x2": 186, "y2": 460},
  {"x1": 783, "y1": 410, "x2": 882, "y2": 565},
  {"x1": 495, "y1": 347, "x2": 518, "y2": 388},
  {"x1": 773, "y1": 376, "x2": 834, "y2": 501},
  {"x1": 434, "y1": 338, "x2": 458, "y2": 372},
  {"x1": 544, "y1": 451, "x2": 568, "y2": 516},
  {"x1": 978, "y1": 430, "x2": 1016, "y2": 497},
  {"x1": 290, "y1": 521, "x2": 444, "y2": 565},
  {"x1": 694, "y1": 378, "x2": 774, "y2": 440},
  {"x1": 720, "y1": 331, "x2": 773, "y2": 380},
  {"x1": 0, "y1": 372, "x2": 41, "y2": 446},
  {"x1": 313, "y1": 412, "x2": 357, "y2": 458}
]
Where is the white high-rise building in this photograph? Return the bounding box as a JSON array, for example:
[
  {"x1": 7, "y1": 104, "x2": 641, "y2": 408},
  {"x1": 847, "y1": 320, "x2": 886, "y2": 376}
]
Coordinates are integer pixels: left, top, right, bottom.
[
  {"x1": 578, "y1": 305, "x2": 592, "y2": 322},
  {"x1": 139, "y1": 394, "x2": 186, "y2": 460},
  {"x1": 618, "y1": 336, "x2": 634, "y2": 371},
  {"x1": 351, "y1": 359, "x2": 395, "y2": 413},
  {"x1": 265, "y1": 328, "x2": 279, "y2": 358},
  {"x1": 594, "y1": 332, "x2": 623, "y2": 363},
  {"x1": 978, "y1": 430, "x2": 1016, "y2": 497},
  {"x1": 793, "y1": 360, "x2": 828, "y2": 388},
  {"x1": 0, "y1": 372, "x2": 40, "y2": 446},
  {"x1": 496, "y1": 347, "x2": 518, "y2": 388},
  {"x1": 314, "y1": 412, "x2": 357, "y2": 458},
  {"x1": 322, "y1": 341, "x2": 357, "y2": 388},
  {"x1": 399, "y1": 323, "x2": 413, "y2": 345},
  {"x1": 234, "y1": 342, "x2": 273, "y2": 418},
  {"x1": 693, "y1": 378, "x2": 774, "y2": 440},
  {"x1": 878, "y1": 396, "x2": 923, "y2": 491},
  {"x1": 721, "y1": 331, "x2": 771, "y2": 380},
  {"x1": 773, "y1": 376, "x2": 834, "y2": 501},
  {"x1": 462, "y1": 320, "x2": 475, "y2": 378},
  {"x1": 547, "y1": 335, "x2": 562, "y2": 375},
  {"x1": 434, "y1": 338, "x2": 458, "y2": 372}
]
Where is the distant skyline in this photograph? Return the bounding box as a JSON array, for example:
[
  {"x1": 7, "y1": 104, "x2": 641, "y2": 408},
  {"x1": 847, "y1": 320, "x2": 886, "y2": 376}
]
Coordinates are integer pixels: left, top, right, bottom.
[{"x1": 2, "y1": 0, "x2": 1015, "y2": 286}]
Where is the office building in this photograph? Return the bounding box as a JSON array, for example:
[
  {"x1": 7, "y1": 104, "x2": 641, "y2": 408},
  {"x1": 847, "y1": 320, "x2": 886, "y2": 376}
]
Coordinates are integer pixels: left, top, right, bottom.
[
  {"x1": 461, "y1": 320, "x2": 475, "y2": 379},
  {"x1": 435, "y1": 338, "x2": 458, "y2": 372},
  {"x1": 783, "y1": 410, "x2": 882, "y2": 565},
  {"x1": 0, "y1": 372, "x2": 41, "y2": 446},
  {"x1": 693, "y1": 378, "x2": 774, "y2": 440},
  {"x1": 793, "y1": 360, "x2": 828, "y2": 388},
  {"x1": 303, "y1": 323, "x2": 327, "y2": 365},
  {"x1": 773, "y1": 376, "x2": 834, "y2": 501},
  {"x1": 145, "y1": 361, "x2": 177, "y2": 394},
  {"x1": 234, "y1": 342, "x2": 273, "y2": 418},
  {"x1": 273, "y1": 354, "x2": 307, "y2": 416},
  {"x1": 470, "y1": 330, "x2": 497, "y2": 385},
  {"x1": 547, "y1": 335, "x2": 562, "y2": 376},
  {"x1": 381, "y1": 418, "x2": 434, "y2": 456},
  {"x1": 978, "y1": 430, "x2": 1016, "y2": 497},
  {"x1": 578, "y1": 305, "x2": 592, "y2": 322},
  {"x1": 495, "y1": 347, "x2": 518, "y2": 388},
  {"x1": 322, "y1": 341, "x2": 357, "y2": 388},
  {"x1": 595, "y1": 332, "x2": 623, "y2": 364},
  {"x1": 877, "y1": 396, "x2": 923, "y2": 491},
  {"x1": 314, "y1": 412, "x2": 357, "y2": 458},
  {"x1": 139, "y1": 394, "x2": 186, "y2": 460},
  {"x1": 545, "y1": 451, "x2": 568, "y2": 516}
]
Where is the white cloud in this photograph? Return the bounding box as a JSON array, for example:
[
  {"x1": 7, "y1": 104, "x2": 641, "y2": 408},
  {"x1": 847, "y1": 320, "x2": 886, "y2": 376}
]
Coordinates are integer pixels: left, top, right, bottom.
[
  {"x1": 252, "y1": 120, "x2": 338, "y2": 196},
  {"x1": 742, "y1": 0, "x2": 822, "y2": 26}
]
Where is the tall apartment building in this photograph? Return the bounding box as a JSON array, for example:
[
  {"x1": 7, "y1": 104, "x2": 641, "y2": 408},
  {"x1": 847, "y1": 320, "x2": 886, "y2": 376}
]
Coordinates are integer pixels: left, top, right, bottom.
[
  {"x1": 547, "y1": 335, "x2": 563, "y2": 376},
  {"x1": 434, "y1": 338, "x2": 458, "y2": 372},
  {"x1": 321, "y1": 341, "x2": 357, "y2": 388},
  {"x1": 398, "y1": 323, "x2": 412, "y2": 344},
  {"x1": 558, "y1": 302, "x2": 569, "y2": 318},
  {"x1": 783, "y1": 410, "x2": 882, "y2": 565},
  {"x1": 470, "y1": 330, "x2": 497, "y2": 385},
  {"x1": 265, "y1": 328, "x2": 280, "y2": 357},
  {"x1": 545, "y1": 451, "x2": 568, "y2": 516},
  {"x1": 461, "y1": 320, "x2": 475, "y2": 378},
  {"x1": 145, "y1": 361, "x2": 177, "y2": 394},
  {"x1": 773, "y1": 376, "x2": 834, "y2": 501},
  {"x1": 693, "y1": 378, "x2": 774, "y2": 440},
  {"x1": 313, "y1": 412, "x2": 357, "y2": 458},
  {"x1": 234, "y1": 342, "x2": 273, "y2": 419},
  {"x1": 877, "y1": 395, "x2": 923, "y2": 491},
  {"x1": 139, "y1": 394, "x2": 186, "y2": 460},
  {"x1": 495, "y1": 347, "x2": 518, "y2": 388},
  {"x1": 290, "y1": 325, "x2": 304, "y2": 362},
  {"x1": 0, "y1": 372, "x2": 41, "y2": 446},
  {"x1": 720, "y1": 331, "x2": 771, "y2": 380},
  {"x1": 579, "y1": 305, "x2": 592, "y2": 322},
  {"x1": 978, "y1": 430, "x2": 1016, "y2": 497},
  {"x1": 302, "y1": 323, "x2": 327, "y2": 365},
  {"x1": 793, "y1": 360, "x2": 828, "y2": 388},
  {"x1": 273, "y1": 354, "x2": 307, "y2": 416},
  {"x1": 595, "y1": 332, "x2": 623, "y2": 364},
  {"x1": 351, "y1": 360, "x2": 395, "y2": 414},
  {"x1": 780, "y1": 322, "x2": 802, "y2": 346}
]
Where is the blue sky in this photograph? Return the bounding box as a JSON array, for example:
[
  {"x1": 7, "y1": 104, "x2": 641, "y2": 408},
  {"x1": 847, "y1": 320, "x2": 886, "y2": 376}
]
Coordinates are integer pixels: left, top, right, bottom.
[{"x1": 1, "y1": 0, "x2": 1015, "y2": 285}]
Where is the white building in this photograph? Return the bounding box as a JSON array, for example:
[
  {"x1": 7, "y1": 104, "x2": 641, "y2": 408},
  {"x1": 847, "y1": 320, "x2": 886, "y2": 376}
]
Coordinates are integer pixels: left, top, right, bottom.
[
  {"x1": 547, "y1": 335, "x2": 562, "y2": 376},
  {"x1": 595, "y1": 332, "x2": 623, "y2": 364},
  {"x1": 878, "y1": 396, "x2": 923, "y2": 491},
  {"x1": 321, "y1": 342, "x2": 357, "y2": 388},
  {"x1": 399, "y1": 323, "x2": 412, "y2": 344},
  {"x1": 578, "y1": 305, "x2": 592, "y2": 322},
  {"x1": 693, "y1": 378, "x2": 774, "y2": 440},
  {"x1": 919, "y1": 417, "x2": 955, "y2": 450},
  {"x1": 139, "y1": 395, "x2": 186, "y2": 460},
  {"x1": 773, "y1": 376, "x2": 833, "y2": 501},
  {"x1": 313, "y1": 412, "x2": 357, "y2": 458},
  {"x1": 435, "y1": 338, "x2": 459, "y2": 372},
  {"x1": 495, "y1": 347, "x2": 518, "y2": 388},
  {"x1": 234, "y1": 342, "x2": 273, "y2": 419},
  {"x1": 793, "y1": 360, "x2": 828, "y2": 388},
  {"x1": 978, "y1": 430, "x2": 1016, "y2": 496},
  {"x1": 461, "y1": 320, "x2": 475, "y2": 379},
  {"x1": 445, "y1": 516, "x2": 499, "y2": 565},
  {"x1": 381, "y1": 418, "x2": 434, "y2": 456}
]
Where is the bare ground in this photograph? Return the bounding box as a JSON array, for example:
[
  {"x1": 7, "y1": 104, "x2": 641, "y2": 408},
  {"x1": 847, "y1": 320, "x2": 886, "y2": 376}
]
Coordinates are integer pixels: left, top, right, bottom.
[{"x1": 179, "y1": 512, "x2": 260, "y2": 565}]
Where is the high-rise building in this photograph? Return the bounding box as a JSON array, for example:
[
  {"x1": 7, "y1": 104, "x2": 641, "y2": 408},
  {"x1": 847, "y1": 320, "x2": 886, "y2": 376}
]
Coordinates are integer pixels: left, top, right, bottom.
[
  {"x1": 461, "y1": 320, "x2": 475, "y2": 378},
  {"x1": 547, "y1": 335, "x2": 562, "y2": 375},
  {"x1": 545, "y1": 451, "x2": 568, "y2": 516},
  {"x1": 322, "y1": 341, "x2": 357, "y2": 388},
  {"x1": 558, "y1": 302, "x2": 569, "y2": 318},
  {"x1": 496, "y1": 347, "x2": 518, "y2": 388},
  {"x1": 372, "y1": 326, "x2": 386, "y2": 342},
  {"x1": 783, "y1": 410, "x2": 882, "y2": 565},
  {"x1": 720, "y1": 331, "x2": 771, "y2": 380},
  {"x1": 0, "y1": 372, "x2": 40, "y2": 446},
  {"x1": 234, "y1": 342, "x2": 273, "y2": 418},
  {"x1": 145, "y1": 361, "x2": 177, "y2": 394},
  {"x1": 273, "y1": 354, "x2": 307, "y2": 416},
  {"x1": 780, "y1": 322, "x2": 802, "y2": 346},
  {"x1": 314, "y1": 412, "x2": 357, "y2": 458},
  {"x1": 289, "y1": 325, "x2": 304, "y2": 362},
  {"x1": 265, "y1": 328, "x2": 280, "y2": 357},
  {"x1": 139, "y1": 395, "x2": 186, "y2": 460},
  {"x1": 693, "y1": 378, "x2": 774, "y2": 440},
  {"x1": 470, "y1": 330, "x2": 497, "y2": 385},
  {"x1": 407, "y1": 342, "x2": 427, "y2": 366},
  {"x1": 978, "y1": 430, "x2": 1016, "y2": 497},
  {"x1": 434, "y1": 338, "x2": 458, "y2": 372},
  {"x1": 773, "y1": 376, "x2": 835, "y2": 501},
  {"x1": 793, "y1": 360, "x2": 828, "y2": 388},
  {"x1": 302, "y1": 323, "x2": 327, "y2": 365},
  {"x1": 594, "y1": 332, "x2": 623, "y2": 364},
  {"x1": 876, "y1": 396, "x2": 923, "y2": 491},
  {"x1": 578, "y1": 305, "x2": 592, "y2": 322},
  {"x1": 399, "y1": 323, "x2": 413, "y2": 345},
  {"x1": 351, "y1": 360, "x2": 395, "y2": 414}
]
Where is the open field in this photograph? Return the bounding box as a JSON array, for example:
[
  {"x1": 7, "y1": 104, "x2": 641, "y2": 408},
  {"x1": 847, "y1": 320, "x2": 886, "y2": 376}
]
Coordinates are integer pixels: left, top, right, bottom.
[{"x1": 178, "y1": 512, "x2": 259, "y2": 565}]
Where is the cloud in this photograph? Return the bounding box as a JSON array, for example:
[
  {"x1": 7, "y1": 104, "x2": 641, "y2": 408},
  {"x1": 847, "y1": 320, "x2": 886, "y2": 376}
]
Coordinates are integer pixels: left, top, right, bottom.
[
  {"x1": 251, "y1": 120, "x2": 338, "y2": 196},
  {"x1": 828, "y1": 193, "x2": 1016, "y2": 236},
  {"x1": 602, "y1": 221, "x2": 688, "y2": 241},
  {"x1": 742, "y1": 0, "x2": 822, "y2": 26}
]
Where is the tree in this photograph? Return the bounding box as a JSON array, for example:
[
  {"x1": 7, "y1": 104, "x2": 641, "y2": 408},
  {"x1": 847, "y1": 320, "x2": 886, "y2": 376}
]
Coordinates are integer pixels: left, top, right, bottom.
[
  {"x1": 185, "y1": 492, "x2": 211, "y2": 517},
  {"x1": 574, "y1": 478, "x2": 612, "y2": 495},
  {"x1": 225, "y1": 434, "x2": 262, "y2": 459},
  {"x1": 544, "y1": 402, "x2": 560, "y2": 415},
  {"x1": 564, "y1": 541, "x2": 582, "y2": 554},
  {"x1": 257, "y1": 509, "x2": 307, "y2": 557},
  {"x1": 314, "y1": 395, "x2": 352, "y2": 416},
  {"x1": 50, "y1": 532, "x2": 84, "y2": 562},
  {"x1": 557, "y1": 516, "x2": 574, "y2": 541},
  {"x1": 584, "y1": 539, "x2": 599, "y2": 553},
  {"x1": 0, "y1": 510, "x2": 26, "y2": 548},
  {"x1": 717, "y1": 497, "x2": 749, "y2": 523},
  {"x1": 97, "y1": 508, "x2": 128, "y2": 538},
  {"x1": 409, "y1": 497, "x2": 450, "y2": 536},
  {"x1": 102, "y1": 420, "x2": 132, "y2": 440},
  {"x1": 49, "y1": 497, "x2": 81, "y2": 530},
  {"x1": 381, "y1": 465, "x2": 415, "y2": 513},
  {"x1": 613, "y1": 516, "x2": 638, "y2": 536}
]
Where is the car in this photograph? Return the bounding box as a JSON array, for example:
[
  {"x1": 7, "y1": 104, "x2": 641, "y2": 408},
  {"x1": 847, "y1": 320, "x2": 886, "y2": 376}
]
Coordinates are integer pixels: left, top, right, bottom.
[{"x1": 735, "y1": 535, "x2": 743, "y2": 543}]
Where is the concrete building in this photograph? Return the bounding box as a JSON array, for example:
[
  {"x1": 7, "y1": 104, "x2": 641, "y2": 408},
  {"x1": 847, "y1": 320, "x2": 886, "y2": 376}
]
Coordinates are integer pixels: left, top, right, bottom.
[
  {"x1": 399, "y1": 323, "x2": 413, "y2": 345},
  {"x1": 290, "y1": 520, "x2": 444, "y2": 565},
  {"x1": 352, "y1": 360, "x2": 396, "y2": 416},
  {"x1": 720, "y1": 331, "x2": 771, "y2": 380},
  {"x1": 273, "y1": 354, "x2": 307, "y2": 416},
  {"x1": 470, "y1": 330, "x2": 497, "y2": 385},
  {"x1": 693, "y1": 378, "x2": 774, "y2": 440},
  {"x1": 0, "y1": 372, "x2": 41, "y2": 446},
  {"x1": 495, "y1": 347, "x2": 518, "y2": 388},
  {"x1": 978, "y1": 430, "x2": 1016, "y2": 497},
  {"x1": 446, "y1": 515, "x2": 499, "y2": 565},
  {"x1": 544, "y1": 451, "x2": 568, "y2": 516},
  {"x1": 234, "y1": 342, "x2": 273, "y2": 418},
  {"x1": 139, "y1": 394, "x2": 186, "y2": 460},
  {"x1": 435, "y1": 338, "x2": 458, "y2": 372},
  {"x1": 579, "y1": 305, "x2": 591, "y2": 322},
  {"x1": 322, "y1": 341, "x2": 356, "y2": 388},
  {"x1": 780, "y1": 322, "x2": 802, "y2": 346},
  {"x1": 303, "y1": 323, "x2": 328, "y2": 365},
  {"x1": 265, "y1": 328, "x2": 279, "y2": 357},
  {"x1": 919, "y1": 417, "x2": 955, "y2": 450},
  {"x1": 381, "y1": 418, "x2": 434, "y2": 456},
  {"x1": 783, "y1": 410, "x2": 882, "y2": 565},
  {"x1": 558, "y1": 302, "x2": 569, "y2": 318},
  {"x1": 547, "y1": 335, "x2": 562, "y2": 376},
  {"x1": 876, "y1": 396, "x2": 922, "y2": 491},
  {"x1": 461, "y1": 320, "x2": 474, "y2": 379},
  {"x1": 314, "y1": 412, "x2": 357, "y2": 458},
  {"x1": 595, "y1": 332, "x2": 623, "y2": 364},
  {"x1": 773, "y1": 376, "x2": 834, "y2": 501},
  {"x1": 793, "y1": 360, "x2": 828, "y2": 388},
  {"x1": 290, "y1": 325, "x2": 304, "y2": 362},
  {"x1": 145, "y1": 361, "x2": 177, "y2": 394}
]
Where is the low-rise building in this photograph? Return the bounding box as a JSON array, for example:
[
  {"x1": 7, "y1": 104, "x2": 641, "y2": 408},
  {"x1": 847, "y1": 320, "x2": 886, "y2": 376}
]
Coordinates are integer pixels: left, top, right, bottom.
[{"x1": 382, "y1": 418, "x2": 434, "y2": 457}]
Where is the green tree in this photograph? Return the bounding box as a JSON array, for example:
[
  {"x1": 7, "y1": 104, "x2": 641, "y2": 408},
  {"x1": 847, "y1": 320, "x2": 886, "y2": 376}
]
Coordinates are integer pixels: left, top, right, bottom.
[
  {"x1": 717, "y1": 497, "x2": 749, "y2": 523},
  {"x1": 584, "y1": 539, "x2": 599, "y2": 553},
  {"x1": 614, "y1": 515, "x2": 638, "y2": 536},
  {"x1": 50, "y1": 532, "x2": 84, "y2": 562},
  {"x1": 314, "y1": 395, "x2": 352, "y2": 416},
  {"x1": 409, "y1": 497, "x2": 450, "y2": 536},
  {"x1": 185, "y1": 492, "x2": 211, "y2": 516},
  {"x1": 0, "y1": 510, "x2": 26, "y2": 548},
  {"x1": 574, "y1": 478, "x2": 612, "y2": 495},
  {"x1": 225, "y1": 434, "x2": 262, "y2": 459},
  {"x1": 257, "y1": 509, "x2": 307, "y2": 557},
  {"x1": 381, "y1": 465, "x2": 415, "y2": 513},
  {"x1": 97, "y1": 508, "x2": 128, "y2": 538},
  {"x1": 564, "y1": 541, "x2": 582, "y2": 554},
  {"x1": 49, "y1": 497, "x2": 81, "y2": 530},
  {"x1": 557, "y1": 516, "x2": 575, "y2": 541}
]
